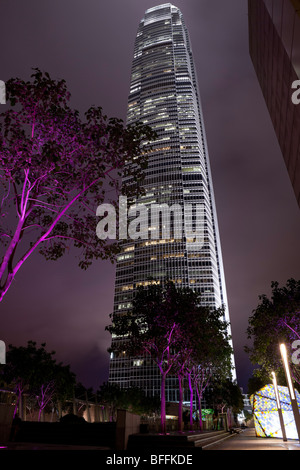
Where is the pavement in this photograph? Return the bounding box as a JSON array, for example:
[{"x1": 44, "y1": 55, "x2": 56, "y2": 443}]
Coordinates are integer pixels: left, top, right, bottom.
[
  {"x1": 0, "y1": 441, "x2": 111, "y2": 450},
  {"x1": 204, "y1": 427, "x2": 300, "y2": 450},
  {"x1": 1, "y1": 427, "x2": 300, "y2": 451}
]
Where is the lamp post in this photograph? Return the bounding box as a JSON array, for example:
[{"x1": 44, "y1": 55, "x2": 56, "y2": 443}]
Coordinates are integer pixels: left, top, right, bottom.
[
  {"x1": 280, "y1": 343, "x2": 300, "y2": 442},
  {"x1": 271, "y1": 371, "x2": 287, "y2": 441}
]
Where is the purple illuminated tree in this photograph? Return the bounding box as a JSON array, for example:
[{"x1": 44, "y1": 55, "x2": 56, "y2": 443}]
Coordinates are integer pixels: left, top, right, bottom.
[
  {"x1": 35, "y1": 362, "x2": 76, "y2": 422},
  {"x1": 179, "y1": 305, "x2": 233, "y2": 431},
  {"x1": 35, "y1": 380, "x2": 56, "y2": 422},
  {"x1": 246, "y1": 279, "x2": 300, "y2": 386},
  {"x1": 0, "y1": 69, "x2": 156, "y2": 302},
  {"x1": 1, "y1": 340, "x2": 39, "y2": 418},
  {"x1": 1, "y1": 341, "x2": 76, "y2": 420},
  {"x1": 106, "y1": 282, "x2": 195, "y2": 434},
  {"x1": 107, "y1": 282, "x2": 233, "y2": 433},
  {"x1": 173, "y1": 345, "x2": 192, "y2": 432}
]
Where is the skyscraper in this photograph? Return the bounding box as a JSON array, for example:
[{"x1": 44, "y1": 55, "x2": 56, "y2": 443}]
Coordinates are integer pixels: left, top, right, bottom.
[
  {"x1": 108, "y1": 3, "x2": 235, "y2": 402},
  {"x1": 248, "y1": 0, "x2": 300, "y2": 208}
]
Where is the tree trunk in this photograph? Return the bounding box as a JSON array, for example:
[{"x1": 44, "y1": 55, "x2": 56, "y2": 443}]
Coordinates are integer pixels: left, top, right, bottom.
[
  {"x1": 160, "y1": 372, "x2": 166, "y2": 434},
  {"x1": 196, "y1": 388, "x2": 203, "y2": 431},
  {"x1": 18, "y1": 392, "x2": 23, "y2": 419},
  {"x1": 188, "y1": 372, "x2": 193, "y2": 431},
  {"x1": 0, "y1": 272, "x2": 15, "y2": 303},
  {"x1": 14, "y1": 387, "x2": 23, "y2": 419},
  {"x1": 57, "y1": 400, "x2": 62, "y2": 419},
  {"x1": 178, "y1": 374, "x2": 183, "y2": 432},
  {"x1": 85, "y1": 391, "x2": 91, "y2": 422},
  {"x1": 23, "y1": 394, "x2": 27, "y2": 421},
  {"x1": 0, "y1": 216, "x2": 25, "y2": 302},
  {"x1": 73, "y1": 391, "x2": 77, "y2": 415}
]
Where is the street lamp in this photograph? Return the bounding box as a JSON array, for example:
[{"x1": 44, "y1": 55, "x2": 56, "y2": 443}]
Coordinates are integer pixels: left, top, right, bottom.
[
  {"x1": 271, "y1": 371, "x2": 287, "y2": 441},
  {"x1": 280, "y1": 343, "x2": 300, "y2": 442}
]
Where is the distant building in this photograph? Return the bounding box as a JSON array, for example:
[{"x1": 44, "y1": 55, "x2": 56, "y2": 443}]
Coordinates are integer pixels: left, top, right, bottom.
[
  {"x1": 237, "y1": 390, "x2": 253, "y2": 425},
  {"x1": 108, "y1": 4, "x2": 235, "y2": 401},
  {"x1": 243, "y1": 393, "x2": 253, "y2": 415},
  {"x1": 248, "y1": 0, "x2": 300, "y2": 208}
]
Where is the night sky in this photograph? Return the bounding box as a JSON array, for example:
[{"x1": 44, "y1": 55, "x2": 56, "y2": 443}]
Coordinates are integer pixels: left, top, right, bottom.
[{"x1": 1, "y1": 0, "x2": 299, "y2": 394}]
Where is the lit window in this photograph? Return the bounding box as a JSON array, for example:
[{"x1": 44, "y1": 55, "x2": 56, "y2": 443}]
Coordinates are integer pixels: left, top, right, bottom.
[{"x1": 133, "y1": 359, "x2": 144, "y2": 367}]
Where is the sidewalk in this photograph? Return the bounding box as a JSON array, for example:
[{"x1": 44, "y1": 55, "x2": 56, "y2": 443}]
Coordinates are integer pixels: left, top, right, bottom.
[
  {"x1": 1, "y1": 442, "x2": 110, "y2": 450},
  {"x1": 2, "y1": 427, "x2": 300, "y2": 451},
  {"x1": 204, "y1": 427, "x2": 300, "y2": 450}
]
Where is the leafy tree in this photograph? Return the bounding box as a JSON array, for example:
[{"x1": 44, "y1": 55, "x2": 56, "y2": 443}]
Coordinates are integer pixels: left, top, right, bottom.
[
  {"x1": 97, "y1": 381, "x2": 125, "y2": 422},
  {"x1": 0, "y1": 69, "x2": 156, "y2": 302},
  {"x1": 97, "y1": 382, "x2": 160, "y2": 421},
  {"x1": 106, "y1": 282, "x2": 193, "y2": 433},
  {"x1": 71, "y1": 381, "x2": 95, "y2": 419},
  {"x1": 106, "y1": 282, "x2": 233, "y2": 433},
  {"x1": 245, "y1": 279, "x2": 300, "y2": 387},
  {"x1": 1, "y1": 340, "x2": 76, "y2": 420},
  {"x1": 46, "y1": 362, "x2": 76, "y2": 419},
  {"x1": 207, "y1": 379, "x2": 244, "y2": 424},
  {"x1": 172, "y1": 341, "x2": 193, "y2": 432},
  {"x1": 1, "y1": 340, "x2": 48, "y2": 417},
  {"x1": 180, "y1": 305, "x2": 233, "y2": 431},
  {"x1": 131, "y1": 390, "x2": 160, "y2": 417},
  {"x1": 247, "y1": 375, "x2": 269, "y2": 397}
]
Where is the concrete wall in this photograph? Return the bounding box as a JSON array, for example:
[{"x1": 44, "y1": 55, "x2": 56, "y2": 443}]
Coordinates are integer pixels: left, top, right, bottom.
[
  {"x1": 0, "y1": 404, "x2": 14, "y2": 444},
  {"x1": 115, "y1": 410, "x2": 141, "y2": 450}
]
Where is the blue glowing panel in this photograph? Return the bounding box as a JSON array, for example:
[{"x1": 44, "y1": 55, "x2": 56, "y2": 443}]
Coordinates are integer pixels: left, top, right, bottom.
[{"x1": 250, "y1": 384, "x2": 300, "y2": 439}]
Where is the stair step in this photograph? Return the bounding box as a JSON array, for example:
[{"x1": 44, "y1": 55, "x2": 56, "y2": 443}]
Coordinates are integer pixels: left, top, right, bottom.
[
  {"x1": 127, "y1": 430, "x2": 230, "y2": 450},
  {"x1": 186, "y1": 430, "x2": 228, "y2": 442}
]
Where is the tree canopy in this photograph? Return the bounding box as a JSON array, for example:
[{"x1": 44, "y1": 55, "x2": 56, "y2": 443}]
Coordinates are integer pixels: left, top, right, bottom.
[
  {"x1": 245, "y1": 279, "x2": 300, "y2": 387},
  {"x1": 1, "y1": 340, "x2": 76, "y2": 420},
  {"x1": 206, "y1": 378, "x2": 244, "y2": 416},
  {"x1": 106, "y1": 281, "x2": 234, "y2": 432},
  {"x1": 97, "y1": 381, "x2": 160, "y2": 421},
  {"x1": 0, "y1": 68, "x2": 156, "y2": 301}
]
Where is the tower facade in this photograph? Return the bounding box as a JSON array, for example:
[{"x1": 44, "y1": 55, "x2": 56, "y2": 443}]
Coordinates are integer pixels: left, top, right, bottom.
[
  {"x1": 108, "y1": 4, "x2": 234, "y2": 401},
  {"x1": 248, "y1": 0, "x2": 300, "y2": 208}
]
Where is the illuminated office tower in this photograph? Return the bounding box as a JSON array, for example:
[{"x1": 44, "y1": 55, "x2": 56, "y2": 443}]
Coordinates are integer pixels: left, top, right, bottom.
[{"x1": 108, "y1": 4, "x2": 234, "y2": 401}]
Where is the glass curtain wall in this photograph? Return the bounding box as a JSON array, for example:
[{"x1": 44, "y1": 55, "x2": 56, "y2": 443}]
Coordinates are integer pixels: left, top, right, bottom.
[{"x1": 108, "y1": 4, "x2": 234, "y2": 402}]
